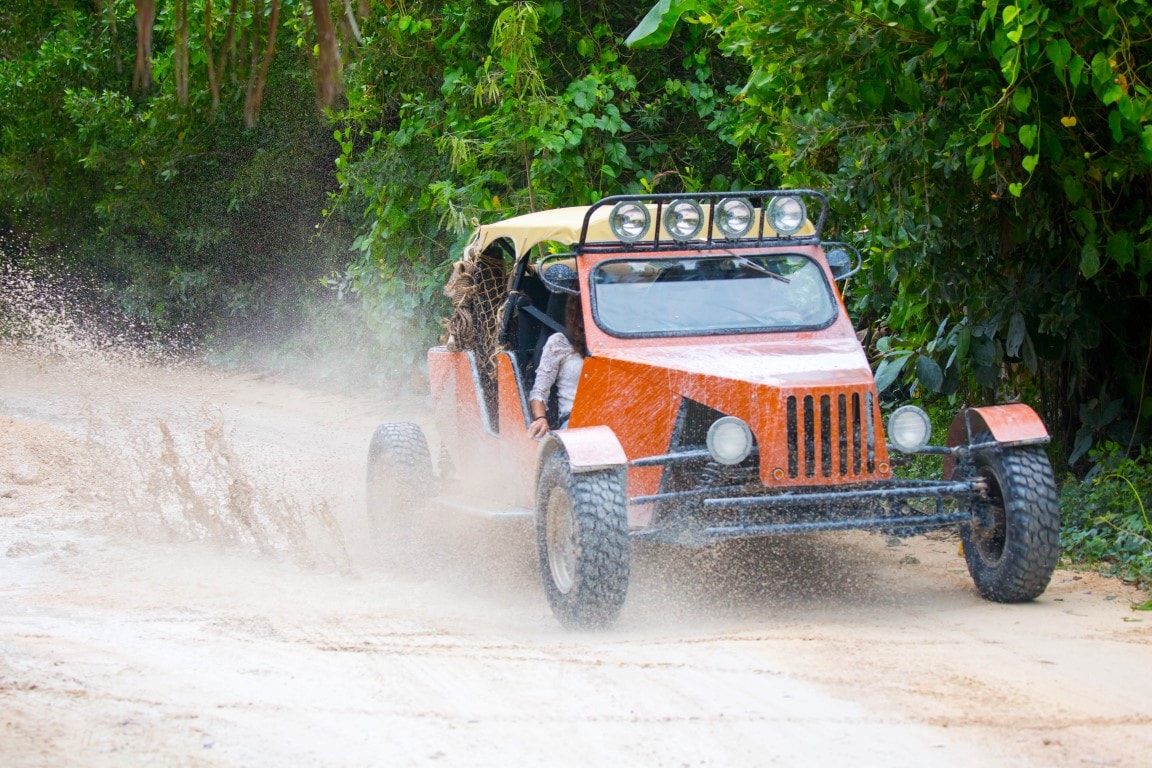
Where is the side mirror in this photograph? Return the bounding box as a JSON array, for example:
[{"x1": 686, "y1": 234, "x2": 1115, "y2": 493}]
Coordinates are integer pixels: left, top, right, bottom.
[{"x1": 823, "y1": 244, "x2": 861, "y2": 281}]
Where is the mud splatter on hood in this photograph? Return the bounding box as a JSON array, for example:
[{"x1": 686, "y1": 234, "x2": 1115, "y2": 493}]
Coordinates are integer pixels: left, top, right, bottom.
[{"x1": 592, "y1": 336, "x2": 873, "y2": 388}]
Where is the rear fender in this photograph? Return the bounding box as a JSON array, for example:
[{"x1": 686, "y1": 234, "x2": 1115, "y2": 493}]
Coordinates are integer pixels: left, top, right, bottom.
[
  {"x1": 536, "y1": 426, "x2": 627, "y2": 477},
  {"x1": 427, "y1": 346, "x2": 454, "y2": 404},
  {"x1": 944, "y1": 404, "x2": 1050, "y2": 475}
]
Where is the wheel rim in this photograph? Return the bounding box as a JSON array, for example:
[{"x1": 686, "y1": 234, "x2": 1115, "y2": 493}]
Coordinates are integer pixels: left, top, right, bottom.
[
  {"x1": 971, "y1": 466, "x2": 1007, "y2": 563},
  {"x1": 545, "y1": 487, "x2": 577, "y2": 595}
]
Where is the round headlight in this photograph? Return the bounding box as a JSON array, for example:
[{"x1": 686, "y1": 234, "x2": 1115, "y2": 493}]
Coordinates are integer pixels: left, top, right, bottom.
[
  {"x1": 887, "y1": 405, "x2": 932, "y2": 453},
  {"x1": 715, "y1": 197, "x2": 754, "y2": 239},
  {"x1": 706, "y1": 416, "x2": 754, "y2": 466},
  {"x1": 609, "y1": 201, "x2": 650, "y2": 243},
  {"x1": 663, "y1": 199, "x2": 704, "y2": 241},
  {"x1": 767, "y1": 195, "x2": 807, "y2": 236}
]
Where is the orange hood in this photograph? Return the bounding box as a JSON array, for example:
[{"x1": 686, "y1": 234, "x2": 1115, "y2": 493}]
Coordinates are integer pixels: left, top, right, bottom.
[{"x1": 592, "y1": 336, "x2": 874, "y2": 391}]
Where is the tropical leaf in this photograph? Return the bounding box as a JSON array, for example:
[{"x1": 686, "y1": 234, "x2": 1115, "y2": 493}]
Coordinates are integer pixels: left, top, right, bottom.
[
  {"x1": 625, "y1": 0, "x2": 698, "y2": 50},
  {"x1": 915, "y1": 355, "x2": 944, "y2": 393}
]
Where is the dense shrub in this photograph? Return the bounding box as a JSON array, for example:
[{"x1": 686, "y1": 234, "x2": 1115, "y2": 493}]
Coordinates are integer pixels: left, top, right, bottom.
[{"x1": 1060, "y1": 444, "x2": 1152, "y2": 587}]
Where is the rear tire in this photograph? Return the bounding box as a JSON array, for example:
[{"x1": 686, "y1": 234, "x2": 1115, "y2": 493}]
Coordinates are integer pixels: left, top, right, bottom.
[
  {"x1": 535, "y1": 450, "x2": 630, "y2": 629},
  {"x1": 366, "y1": 423, "x2": 433, "y2": 548},
  {"x1": 956, "y1": 444, "x2": 1060, "y2": 602}
]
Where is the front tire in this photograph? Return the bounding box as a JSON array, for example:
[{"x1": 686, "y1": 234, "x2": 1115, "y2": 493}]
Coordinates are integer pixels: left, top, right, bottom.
[
  {"x1": 535, "y1": 450, "x2": 630, "y2": 629},
  {"x1": 366, "y1": 422, "x2": 433, "y2": 546},
  {"x1": 956, "y1": 444, "x2": 1060, "y2": 602}
]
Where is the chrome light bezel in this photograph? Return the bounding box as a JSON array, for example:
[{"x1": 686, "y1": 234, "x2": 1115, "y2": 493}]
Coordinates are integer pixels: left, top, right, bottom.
[
  {"x1": 609, "y1": 201, "x2": 651, "y2": 243},
  {"x1": 767, "y1": 195, "x2": 807, "y2": 236},
  {"x1": 887, "y1": 405, "x2": 933, "y2": 453},
  {"x1": 715, "y1": 197, "x2": 755, "y2": 239},
  {"x1": 663, "y1": 199, "x2": 705, "y2": 242},
  {"x1": 706, "y1": 416, "x2": 754, "y2": 466}
]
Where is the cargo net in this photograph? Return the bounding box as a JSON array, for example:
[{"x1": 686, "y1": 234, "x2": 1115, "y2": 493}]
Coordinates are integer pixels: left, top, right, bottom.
[{"x1": 442, "y1": 240, "x2": 507, "y2": 410}]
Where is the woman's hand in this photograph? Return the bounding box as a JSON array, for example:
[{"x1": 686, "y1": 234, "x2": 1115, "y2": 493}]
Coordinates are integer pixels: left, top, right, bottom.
[{"x1": 528, "y1": 415, "x2": 550, "y2": 439}]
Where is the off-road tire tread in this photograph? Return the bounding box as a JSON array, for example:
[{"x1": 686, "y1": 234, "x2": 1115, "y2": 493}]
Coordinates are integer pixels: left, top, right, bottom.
[
  {"x1": 961, "y1": 445, "x2": 1060, "y2": 603},
  {"x1": 536, "y1": 451, "x2": 630, "y2": 629},
  {"x1": 366, "y1": 422, "x2": 433, "y2": 539}
]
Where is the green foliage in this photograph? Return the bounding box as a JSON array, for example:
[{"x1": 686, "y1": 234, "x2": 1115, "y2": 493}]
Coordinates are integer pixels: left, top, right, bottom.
[
  {"x1": 0, "y1": 5, "x2": 115, "y2": 236},
  {"x1": 327, "y1": 0, "x2": 761, "y2": 367},
  {"x1": 1060, "y1": 443, "x2": 1152, "y2": 587},
  {"x1": 692, "y1": 0, "x2": 1151, "y2": 457},
  {"x1": 625, "y1": 0, "x2": 698, "y2": 50},
  {"x1": 0, "y1": 0, "x2": 354, "y2": 357}
]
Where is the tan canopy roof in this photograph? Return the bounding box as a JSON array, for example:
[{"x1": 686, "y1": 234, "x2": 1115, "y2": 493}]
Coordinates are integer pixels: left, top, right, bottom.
[{"x1": 467, "y1": 206, "x2": 615, "y2": 260}]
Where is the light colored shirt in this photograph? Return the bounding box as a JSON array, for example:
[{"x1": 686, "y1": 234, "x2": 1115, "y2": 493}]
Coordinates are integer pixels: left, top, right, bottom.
[{"x1": 529, "y1": 332, "x2": 583, "y2": 417}]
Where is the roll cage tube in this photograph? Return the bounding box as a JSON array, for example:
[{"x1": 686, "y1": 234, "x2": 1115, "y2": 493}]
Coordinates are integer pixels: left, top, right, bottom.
[
  {"x1": 577, "y1": 190, "x2": 830, "y2": 253},
  {"x1": 493, "y1": 238, "x2": 526, "y2": 347}
]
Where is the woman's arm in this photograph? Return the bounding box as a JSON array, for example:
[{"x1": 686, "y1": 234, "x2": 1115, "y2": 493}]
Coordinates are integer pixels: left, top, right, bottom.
[
  {"x1": 528, "y1": 333, "x2": 568, "y2": 437},
  {"x1": 527, "y1": 400, "x2": 549, "y2": 438}
]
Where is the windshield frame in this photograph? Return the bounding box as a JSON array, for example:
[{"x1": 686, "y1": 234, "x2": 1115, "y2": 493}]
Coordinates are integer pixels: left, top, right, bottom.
[{"x1": 587, "y1": 251, "x2": 840, "y2": 340}]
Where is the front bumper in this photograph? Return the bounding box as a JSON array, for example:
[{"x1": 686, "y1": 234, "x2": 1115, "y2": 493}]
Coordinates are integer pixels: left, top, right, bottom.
[{"x1": 628, "y1": 477, "x2": 985, "y2": 546}]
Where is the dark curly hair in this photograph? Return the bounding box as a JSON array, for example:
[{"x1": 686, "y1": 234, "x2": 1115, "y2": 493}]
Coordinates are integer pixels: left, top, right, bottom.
[{"x1": 566, "y1": 295, "x2": 586, "y2": 353}]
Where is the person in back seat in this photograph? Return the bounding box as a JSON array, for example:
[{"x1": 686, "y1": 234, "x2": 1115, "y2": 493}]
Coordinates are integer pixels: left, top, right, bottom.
[{"x1": 528, "y1": 297, "x2": 585, "y2": 438}]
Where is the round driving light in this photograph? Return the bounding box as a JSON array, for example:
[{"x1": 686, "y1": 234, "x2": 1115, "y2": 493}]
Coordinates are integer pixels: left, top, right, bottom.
[
  {"x1": 609, "y1": 201, "x2": 650, "y2": 243},
  {"x1": 663, "y1": 199, "x2": 704, "y2": 241},
  {"x1": 706, "y1": 416, "x2": 754, "y2": 466},
  {"x1": 715, "y1": 197, "x2": 754, "y2": 238},
  {"x1": 767, "y1": 195, "x2": 807, "y2": 236},
  {"x1": 887, "y1": 405, "x2": 932, "y2": 453}
]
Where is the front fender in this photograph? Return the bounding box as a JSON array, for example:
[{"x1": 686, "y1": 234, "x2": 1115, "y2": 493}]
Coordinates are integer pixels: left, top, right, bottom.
[
  {"x1": 536, "y1": 425, "x2": 627, "y2": 476},
  {"x1": 944, "y1": 404, "x2": 1050, "y2": 475}
]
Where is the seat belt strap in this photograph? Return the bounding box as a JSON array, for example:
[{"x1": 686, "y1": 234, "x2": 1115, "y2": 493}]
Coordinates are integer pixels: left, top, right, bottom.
[{"x1": 521, "y1": 304, "x2": 571, "y2": 344}]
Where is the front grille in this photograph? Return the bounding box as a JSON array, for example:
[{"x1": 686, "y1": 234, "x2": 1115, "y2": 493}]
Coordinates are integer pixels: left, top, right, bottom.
[{"x1": 786, "y1": 389, "x2": 877, "y2": 479}]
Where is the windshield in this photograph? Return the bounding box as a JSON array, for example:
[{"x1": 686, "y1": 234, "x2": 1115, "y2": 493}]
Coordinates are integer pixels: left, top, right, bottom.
[{"x1": 590, "y1": 254, "x2": 837, "y2": 337}]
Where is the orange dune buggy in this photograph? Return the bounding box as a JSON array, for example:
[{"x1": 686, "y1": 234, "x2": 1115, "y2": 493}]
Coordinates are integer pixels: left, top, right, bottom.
[{"x1": 367, "y1": 190, "x2": 1060, "y2": 628}]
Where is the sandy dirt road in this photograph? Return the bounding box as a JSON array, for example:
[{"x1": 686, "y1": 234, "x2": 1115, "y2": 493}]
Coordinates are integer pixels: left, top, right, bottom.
[{"x1": 1, "y1": 347, "x2": 1150, "y2": 767}]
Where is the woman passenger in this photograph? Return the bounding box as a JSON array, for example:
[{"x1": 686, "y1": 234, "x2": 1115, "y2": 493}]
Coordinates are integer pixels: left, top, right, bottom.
[{"x1": 527, "y1": 297, "x2": 585, "y2": 438}]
